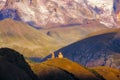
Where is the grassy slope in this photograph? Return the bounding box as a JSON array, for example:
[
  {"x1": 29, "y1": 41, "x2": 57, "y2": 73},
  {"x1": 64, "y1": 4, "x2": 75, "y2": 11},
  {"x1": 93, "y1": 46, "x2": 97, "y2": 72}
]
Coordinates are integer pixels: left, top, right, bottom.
[
  {"x1": 93, "y1": 67, "x2": 120, "y2": 80},
  {"x1": 30, "y1": 58, "x2": 101, "y2": 80},
  {"x1": 30, "y1": 58, "x2": 120, "y2": 80},
  {"x1": 30, "y1": 63, "x2": 75, "y2": 80},
  {"x1": 41, "y1": 20, "x2": 108, "y2": 45},
  {"x1": 0, "y1": 19, "x2": 58, "y2": 57}
]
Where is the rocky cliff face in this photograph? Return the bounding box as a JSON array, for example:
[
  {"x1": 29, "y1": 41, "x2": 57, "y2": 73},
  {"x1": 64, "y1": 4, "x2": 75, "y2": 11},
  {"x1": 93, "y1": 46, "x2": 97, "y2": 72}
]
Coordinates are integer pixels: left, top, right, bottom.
[{"x1": 0, "y1": 0, "x2": 119, "y2": 28}]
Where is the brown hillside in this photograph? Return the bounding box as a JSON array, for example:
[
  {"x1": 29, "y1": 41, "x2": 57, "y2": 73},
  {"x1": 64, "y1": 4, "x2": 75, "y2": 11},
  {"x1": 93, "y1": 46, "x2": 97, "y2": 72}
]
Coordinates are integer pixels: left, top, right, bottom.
[
  {"x1": 30, "y1": 58, "x2": 102, "y2": 80},
  {"x1": 93, "y1": 67, "x2": 120, "y2": 80}
]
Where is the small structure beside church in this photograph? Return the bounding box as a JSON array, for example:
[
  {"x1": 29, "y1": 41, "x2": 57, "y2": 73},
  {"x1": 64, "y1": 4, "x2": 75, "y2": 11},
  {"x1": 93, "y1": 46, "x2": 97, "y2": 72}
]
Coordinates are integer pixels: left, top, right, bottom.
[{"x1": 51, "y1": 52, "x2": 55, "y2": 59}]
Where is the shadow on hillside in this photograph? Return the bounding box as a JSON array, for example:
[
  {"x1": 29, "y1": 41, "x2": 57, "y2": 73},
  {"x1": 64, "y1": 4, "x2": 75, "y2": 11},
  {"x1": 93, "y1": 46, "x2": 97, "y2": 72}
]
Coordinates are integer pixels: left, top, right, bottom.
[{"x1": 0, "y1": 48, "x2": 39, "y2": 80}]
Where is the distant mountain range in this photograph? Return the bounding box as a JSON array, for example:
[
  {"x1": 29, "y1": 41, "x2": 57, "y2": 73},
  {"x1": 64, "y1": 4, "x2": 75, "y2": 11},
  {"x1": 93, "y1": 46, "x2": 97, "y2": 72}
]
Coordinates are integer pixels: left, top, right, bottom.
[{"x1": 0, "y1": 0, "x2": 119, "y2": 28}]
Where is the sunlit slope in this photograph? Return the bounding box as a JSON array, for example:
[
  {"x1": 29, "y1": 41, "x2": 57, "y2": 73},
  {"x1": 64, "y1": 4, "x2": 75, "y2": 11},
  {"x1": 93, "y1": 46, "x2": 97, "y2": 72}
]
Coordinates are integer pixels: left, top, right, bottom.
[
  {"x1": 93, "y1": 67, "x2": 120, "y2": 80},
  {"x1": 41, "y1": 20, "x2": 108, "y2": 45},
  {"x1": 30, "y1": 58, "x2": 102, "y2": 80},
  {"x1": 0, "y1": 19, "x2": 58, "y2": 57}
]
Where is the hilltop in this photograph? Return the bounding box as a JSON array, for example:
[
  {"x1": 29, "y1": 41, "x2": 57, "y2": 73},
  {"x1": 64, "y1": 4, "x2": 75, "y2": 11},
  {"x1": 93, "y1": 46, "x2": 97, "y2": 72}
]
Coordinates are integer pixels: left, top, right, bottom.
[
  {"x1": 30, "y1": 57, "x2": 120, "y2": 80},
  {"x1": 30, "y1": 58, "x2": 102, "y2": 80}
]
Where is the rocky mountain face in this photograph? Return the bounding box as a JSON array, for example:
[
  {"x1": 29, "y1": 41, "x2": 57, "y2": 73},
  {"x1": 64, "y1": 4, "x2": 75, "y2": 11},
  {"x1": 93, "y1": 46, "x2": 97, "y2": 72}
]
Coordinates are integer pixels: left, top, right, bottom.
[
  {"x1": 0, "y1": 0, "x2": 119, "y2": 28},
  {"x1": 43, "y1": 29, "x2": 120, "y2": 69}
]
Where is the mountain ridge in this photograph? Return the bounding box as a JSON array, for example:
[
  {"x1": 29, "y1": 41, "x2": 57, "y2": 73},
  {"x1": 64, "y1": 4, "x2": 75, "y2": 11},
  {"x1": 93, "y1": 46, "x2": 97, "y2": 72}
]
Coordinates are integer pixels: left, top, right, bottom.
[{"x1": 0, "y1": 0, "x2": 119, "y2": 28}]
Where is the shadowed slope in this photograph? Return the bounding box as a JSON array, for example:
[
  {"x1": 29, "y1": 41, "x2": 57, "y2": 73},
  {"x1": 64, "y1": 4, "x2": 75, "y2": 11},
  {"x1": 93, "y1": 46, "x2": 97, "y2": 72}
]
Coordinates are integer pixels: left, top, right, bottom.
[
  {"x1": 0, "y1": 48, "x2": 39, "y2": 80},
  {"x1": 43, "y1": 29, "x2": 120, "y2": 68},
  {"x1": 0, "y1": 56, "x2": 32, "y2": 80}
]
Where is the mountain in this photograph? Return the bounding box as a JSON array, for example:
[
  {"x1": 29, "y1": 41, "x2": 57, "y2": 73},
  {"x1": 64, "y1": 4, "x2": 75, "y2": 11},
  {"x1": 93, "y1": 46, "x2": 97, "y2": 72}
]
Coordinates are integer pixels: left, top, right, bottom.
[
  {"x1": 43, "y1": 29, "x2": 120, "y2": 68},
  {"x1": 0, "y1": 48, "x2": 39, "y2": 80},
  {"x1": 0, "y1": 0, "x2": 119, "y2": 28}
]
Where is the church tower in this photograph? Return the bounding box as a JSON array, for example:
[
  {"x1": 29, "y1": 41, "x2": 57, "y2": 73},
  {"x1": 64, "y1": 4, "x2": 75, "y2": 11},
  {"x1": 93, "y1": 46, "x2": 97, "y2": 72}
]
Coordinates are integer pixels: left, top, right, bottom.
[{"x1": 58, "y1": 52, "x2": 63, "y2": 58}]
